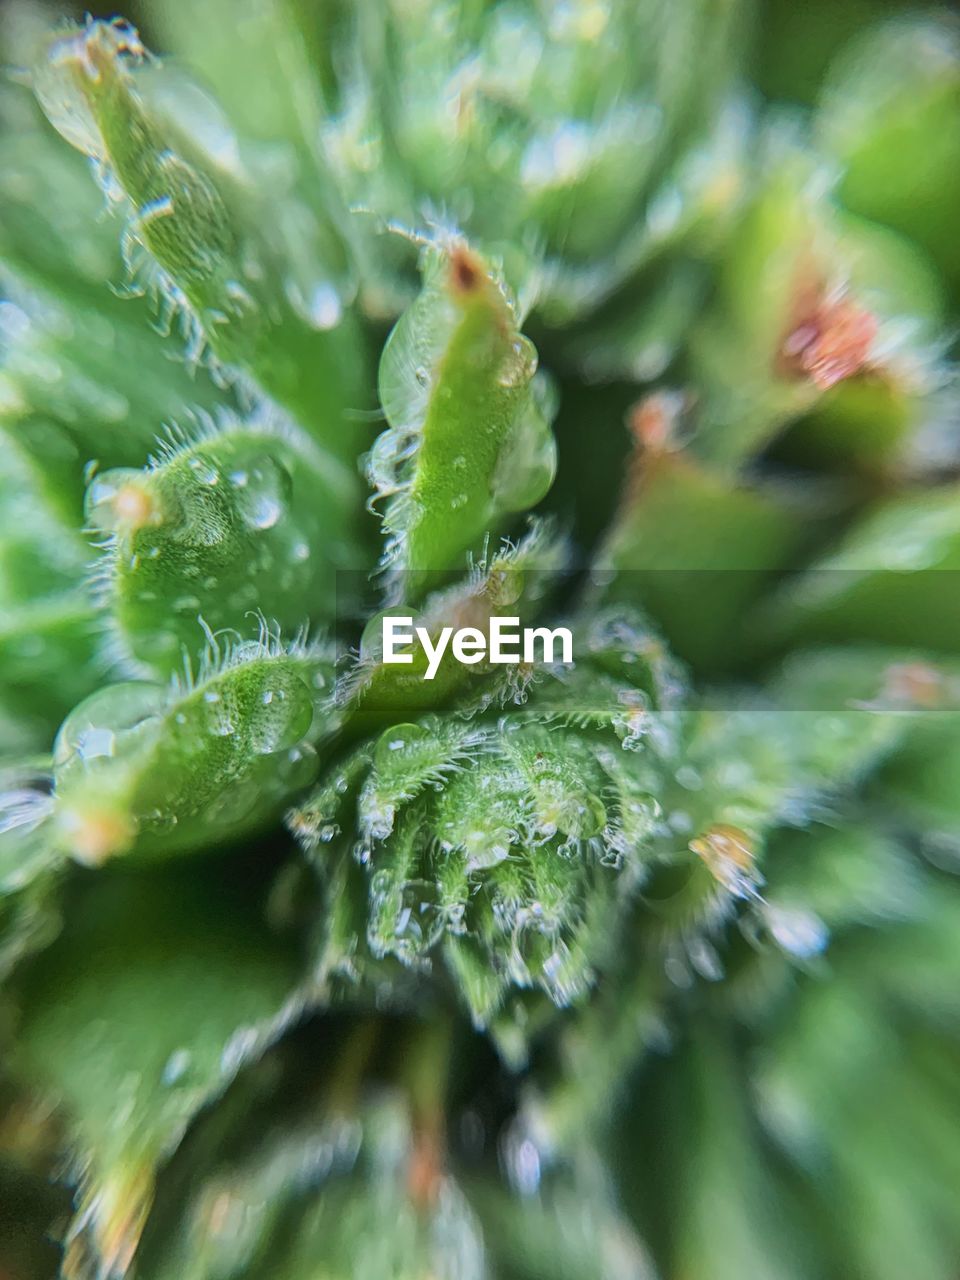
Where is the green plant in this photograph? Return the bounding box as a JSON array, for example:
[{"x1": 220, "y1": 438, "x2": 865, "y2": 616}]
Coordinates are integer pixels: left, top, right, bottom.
[{"x1": 1, "y1": 3, "x2": 960, "y2": 1278}]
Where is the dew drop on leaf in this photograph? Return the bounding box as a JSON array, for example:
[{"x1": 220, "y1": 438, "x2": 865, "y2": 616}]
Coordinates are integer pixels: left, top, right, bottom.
[
  {"x1": 202, "y1": 688, "x2": 236, "y2": 738},
  {"x1": 492, "y1": 402, "x2": 557, "y2": 512},
  {"x1": 161, "y1": 1048, "x2": 192, "y2": 1087},
  {"x1": 373, "y1": 723, "x2": 429, "y2": 770},
  {"x1": 234, "y1": 455, "x2": 291, "y2": 531},
  {"x1": 249, "y1": 678, "x2": 313, "y2": 755},
  {"x1": 54, "y1": 682, "x2": 167, "y2": 767},
  {"x1": 278, "y1": 743, "x2": 319, "y2": 789},
  {"x1": 766, "y1": 903, "x2": 829, "y2": 958},
  {"x1": 188, "y1": 455, "x2": 221, "y2": 486},
  {"x1": 32, "y1": 29, "x2": 108, "y2": 158},
  {"x1": 496, "y1": 334, "x2": 538, "y2": 388},
  {"x1": 85, "y1": 469, "x2": 160, "y2": 534},
  {"x1": 360, "y1": 608, "x2": 420, "y2": 662}
]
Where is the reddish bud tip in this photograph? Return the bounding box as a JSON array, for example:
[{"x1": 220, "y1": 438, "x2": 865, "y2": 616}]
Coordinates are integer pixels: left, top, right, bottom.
[
  {"x1": 779, "y1": 288, "x2": 878, "y2": 390},
  {"x1": 448, "y1": 244, "x2": 484, "y2": 296}
]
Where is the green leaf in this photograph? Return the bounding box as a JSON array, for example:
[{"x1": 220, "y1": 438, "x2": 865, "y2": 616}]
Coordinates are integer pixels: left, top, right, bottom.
[
  {"x1": 687, "y1": 134, "x2": 950, "y2": 470},
  {"x1": 86, "y1": 406, "x2": 358, "y2": 677},
  {"x1": 10, "y1": 857, "x2": 305, "y2": 1278},
  {"x1": 766, "y1": 486, "x2": 960, "y2": 653},
  {"x1": 344, "y1": 524, "x2": 566, "y2": 731},
  {"x1": 817, "y1": 14, "x2": 960, "y2": 288},
  {"x1": 0, "y1": 760, "x2": 63, "y2": 983},
  {"x1": 50, "y1": 633, "x2": 335, "y2": 864},
  {"x1": 291, "y1": 605, "x2": 682, "y2": 1028},
  {"x1": 369, "y1": 241, "x2": 556, "y2": 593},
  {"x1": 0, "y1": 425, "x2": 100, "y2": 745},
  {"x1": 32, "y1": 20, "x2": 367, "y2": 458},
  {"x1": 595, "y1": 415, "x2": 811, "y2": 673}
]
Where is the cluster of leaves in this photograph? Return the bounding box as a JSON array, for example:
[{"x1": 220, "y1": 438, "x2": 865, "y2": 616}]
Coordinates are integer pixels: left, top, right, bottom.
[{"x1": 0, "y1": 2, "x2": 959, "y2": 1279}]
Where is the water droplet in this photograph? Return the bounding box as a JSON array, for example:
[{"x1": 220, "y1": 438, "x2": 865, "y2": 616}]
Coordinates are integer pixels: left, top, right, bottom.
[
  {"x1": 33, "y1": 28, "x2": 111, "y2": 159},
  {"x1": 536, "y1": 781, "x2": 606, "y2": 840},
  {"x1": 501, "y1": 1119, "x2": 543, "y2": 1196},
  {"x1": 360, "y1": 608, "x2": 420, "y2": 663},
  {"x1": 73, "y1": 726, "x2": 116, "y2": 761},
  {"x1": 647, "y1": 184, "x2": 684, "y2": 239},
  {"x1": 497, "y1": 334, "x2": 538, "y2": 389},
  {"x1": 188, "y1": 455, "x2": 220, "y2": 486},
  {"x1": 492, "y1": 400, "x2": 556, "y2": 512},
  {"x1": 688, "y1": 936, "x2": 723, "y2": 981},
  {"x1": 520, "y1": 119, "x2": 592, "y2": 189},
  {"x1": 249, "y1": 677, "x2": 313, "y2": 754},
  {"x1": 162, "y1": 1048, "x2": 192, "y2": 1086},
  {"x1": 367, "y1": 874, "x2": 441, "y2": 961},
  {"x1": 234, "y1": 455, "x2": 291, "y2": 532},
  {"x1": 675, "y1": 765, "x2": 702, "y2": 790},
  {"x1": 85, "y1": 469, "x2": 162, "y2": 534},
  {"x1": 305, "y1": 281, "x2": 342, "y2": 330},
  {"x1": 766, "y1": 904, "x2": 829, "y2": 958},
  {"x1": 202, "y1": 784, "x2": 258, "y2": 827},
  {"x1": 463, "y1": 826, "x2": 513, "y2": 871},
  {"x1": 486, "y1": 567, "x2": 524, "y2": 608},
  {"x1": 202, "y1": 687, "x2": 236, "y2": 737},
  {"x1": 54, "y1": 682, "x2": 167, "y2": 768},
  {"x1": 278, "y1": 742, "x2": 319, "y2": 789},
  {"x1": 540, "y1": 940, "x2": 590, "y2": 1004},
  {"x1": 373, "y1": 722, "x2": 428, "y2": 770},
  {"x1": 664, "y1": 952, "x2": 694, "y2": 988},
  {"x1": 285, "y1": 278, "x2": 343, "y2": 330},
  {"x1": 360, "y1": 788, "x2": 396, "y2": 843},
  {"x1": 220, "y1": 1026, "x2": 259, "y2": 1075}
]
